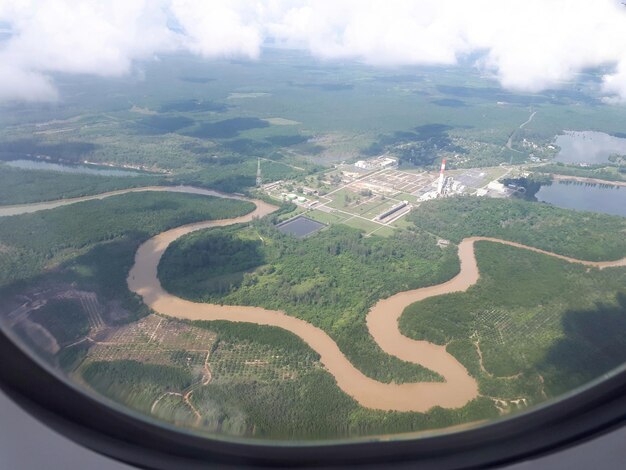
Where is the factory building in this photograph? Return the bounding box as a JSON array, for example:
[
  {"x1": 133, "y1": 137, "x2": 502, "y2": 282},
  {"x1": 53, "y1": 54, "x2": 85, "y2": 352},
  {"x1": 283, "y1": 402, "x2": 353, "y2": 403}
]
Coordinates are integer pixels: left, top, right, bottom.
[
  {"x1": 376, "y1": 201, "x2": 409, "y2": 221},
  {"x1": 355, "y1": 156, "x2": 398, "y2": 171}
]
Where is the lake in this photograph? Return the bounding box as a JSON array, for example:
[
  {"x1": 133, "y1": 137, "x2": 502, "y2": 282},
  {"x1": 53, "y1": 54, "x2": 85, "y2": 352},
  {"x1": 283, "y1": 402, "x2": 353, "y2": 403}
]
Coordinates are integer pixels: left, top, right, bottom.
[
  {"x1": 5, "y1": 159, "x2": 143, "y2": 177},
  {"x1": 555, "y1": 131, "x2": 626, "y2": 165},
  {"x1": 536, "y1": 181, "x2": 626, "y2": 218}
]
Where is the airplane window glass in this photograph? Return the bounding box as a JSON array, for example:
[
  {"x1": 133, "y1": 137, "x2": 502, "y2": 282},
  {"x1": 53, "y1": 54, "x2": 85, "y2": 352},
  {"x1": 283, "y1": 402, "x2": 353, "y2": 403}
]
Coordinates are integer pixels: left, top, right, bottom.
[{"x1": 1, "y1": 1, "x2": 625, "y2": 453}]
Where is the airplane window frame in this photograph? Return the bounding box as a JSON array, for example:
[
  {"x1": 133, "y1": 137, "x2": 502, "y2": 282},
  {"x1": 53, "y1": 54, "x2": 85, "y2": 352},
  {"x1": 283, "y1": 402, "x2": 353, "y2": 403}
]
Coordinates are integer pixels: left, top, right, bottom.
[
  {"x1": 1, "y1": 325, "x2": 625, "y2": 469},
  {"x1": 2, "y1": 2, "x2": 626, "y2": 467}
]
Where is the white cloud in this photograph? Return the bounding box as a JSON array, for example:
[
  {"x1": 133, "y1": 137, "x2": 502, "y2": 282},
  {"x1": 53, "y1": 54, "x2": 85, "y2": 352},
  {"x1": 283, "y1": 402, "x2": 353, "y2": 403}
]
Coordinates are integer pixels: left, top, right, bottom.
[
  {"x1": 0, "y1": 0, "x2": 178, "y2": 102},
  {"x1": 170, "y1": 0, "x2": 262, "y2": 59},
  {"x1": 0, "y1": 65, "x2": 58, "y2": 102},
  {"x1": 264, "y1": 1, "x2": 470, "y2": 65},
  {"x1": 461, "y1": 1, "x2": 626, "y2": 93},
  {"x1": 1, "y1": 0, "x2": 626, "y2": 103},
  {"x1": 602, "y1": 58, "x2": 626, "y2": 103},
  {"x1": 266, "y1": 0, "x2": 626, "y2": 97}
]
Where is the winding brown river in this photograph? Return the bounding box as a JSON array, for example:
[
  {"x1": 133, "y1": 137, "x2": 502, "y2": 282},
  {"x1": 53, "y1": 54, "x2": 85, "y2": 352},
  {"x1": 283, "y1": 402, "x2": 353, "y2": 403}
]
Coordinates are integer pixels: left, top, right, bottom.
[{"x1": 3, "y1": 186, "x2": 625, "y2": 412}]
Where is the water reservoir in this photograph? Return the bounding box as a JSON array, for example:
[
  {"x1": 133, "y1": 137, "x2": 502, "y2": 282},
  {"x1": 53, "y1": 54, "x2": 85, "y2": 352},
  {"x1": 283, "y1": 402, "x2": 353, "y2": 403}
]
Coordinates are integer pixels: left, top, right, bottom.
[{"x1": 276, "y1": 216, "x2": 327, "y2": 238}]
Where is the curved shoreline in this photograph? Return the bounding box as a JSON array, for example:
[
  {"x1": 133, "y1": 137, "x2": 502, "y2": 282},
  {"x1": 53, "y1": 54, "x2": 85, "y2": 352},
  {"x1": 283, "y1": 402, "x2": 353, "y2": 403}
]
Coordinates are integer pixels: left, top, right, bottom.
[
  {"x1": 3, "y1": 187, "x2": 625, "y2": 412},
  {"x1": 0, "y1": 185, "x2": 235, "y2": 217},
  {"x1": 551, "y1": 174, "x2": 626, "y2": 188}
]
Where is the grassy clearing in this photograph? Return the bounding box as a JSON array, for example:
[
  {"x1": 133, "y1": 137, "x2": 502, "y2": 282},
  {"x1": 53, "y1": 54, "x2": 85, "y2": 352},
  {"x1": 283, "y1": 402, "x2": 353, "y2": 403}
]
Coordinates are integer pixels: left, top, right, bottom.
[
  {"x1": 341, "y1": 216, "x2": 384, "y2": 233},
  {"x1": 307, "y1": 209, "x2": 351, "y2": 225}
]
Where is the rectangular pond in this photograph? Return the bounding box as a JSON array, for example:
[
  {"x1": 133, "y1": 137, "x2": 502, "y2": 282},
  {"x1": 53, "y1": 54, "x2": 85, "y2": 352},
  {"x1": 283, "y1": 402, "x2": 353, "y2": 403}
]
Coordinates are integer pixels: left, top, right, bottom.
[{"x1": 276, "y1": 216, "x2": 327, "y2": 238}]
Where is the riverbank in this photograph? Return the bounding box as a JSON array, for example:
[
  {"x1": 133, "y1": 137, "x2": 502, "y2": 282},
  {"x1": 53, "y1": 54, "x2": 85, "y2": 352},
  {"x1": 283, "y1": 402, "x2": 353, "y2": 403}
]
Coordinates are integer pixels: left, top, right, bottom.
[{"x1": 551, "y1": 174, "x2": 626, "y2": 187}]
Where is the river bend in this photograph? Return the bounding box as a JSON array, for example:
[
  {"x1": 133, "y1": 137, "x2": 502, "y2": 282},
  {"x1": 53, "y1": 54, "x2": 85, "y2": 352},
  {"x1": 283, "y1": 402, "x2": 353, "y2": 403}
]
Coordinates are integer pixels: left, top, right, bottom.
[{"x1": 3, "y1": 186, "x2": 625, "y2": 412}]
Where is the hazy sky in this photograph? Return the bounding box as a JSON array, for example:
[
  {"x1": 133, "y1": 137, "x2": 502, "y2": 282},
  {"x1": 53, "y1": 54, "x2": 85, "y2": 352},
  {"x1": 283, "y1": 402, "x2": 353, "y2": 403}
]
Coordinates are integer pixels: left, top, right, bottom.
[{"x1": 1, "y1": 0, "x2": 626, "y2": 103}]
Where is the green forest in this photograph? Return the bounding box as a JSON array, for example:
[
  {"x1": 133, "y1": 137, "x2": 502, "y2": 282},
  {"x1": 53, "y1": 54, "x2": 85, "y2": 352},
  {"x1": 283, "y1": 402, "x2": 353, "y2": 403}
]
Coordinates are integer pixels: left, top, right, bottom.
[
  {"x1": 152, "y1": 197, "x2": 626, "y2": 437},
  {"x1": 0, "y1": 160, "x2": 306, "y2": 206},
  {"x1": 0, "y1": 191, "x2": 256, "y2": 377},
  {"x1": 409, "y1": 197, "x2": 626, "y2": 261},
  {"x1": 82, "y1": 360, "x2": 195, "y2": 414},
  {"x1": 0, "y1": 192, "x2": 255, "y2": 287},
  {"x1": 80, "y1": 319, "x2": 499, "y2": 440},
  {"x1": 2, "y1": 186, "x2": 624, "y2": 440},
  {"x1": 160, "y1": 220, "x2": 460, "y2": 384},
  {"x1": 192, "y1": 321, "x2": 497, "y2": 439},
  {"x1": 400, "y1": 242, "x2": 626, "y2": 399},
  {"x1": 0, "y1": 164, "x2": 164, "y2": 205},
  {"x1": 28, "y1": 299, "x2": 90, "y2": 345}
]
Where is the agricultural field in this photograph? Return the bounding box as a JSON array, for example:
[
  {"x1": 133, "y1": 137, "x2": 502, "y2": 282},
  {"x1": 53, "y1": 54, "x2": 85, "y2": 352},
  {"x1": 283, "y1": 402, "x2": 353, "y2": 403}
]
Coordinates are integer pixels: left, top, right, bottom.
[
  {"x1": 75, "y1": 314, "x2": 321, "y2": 431},
  {"x1": 73, "y1": 313, "x2": 332, "y2": 437},
  {"x1": 400, "y1": 242, "x2": 626, "y2": 405},
  {"x1": 75, "y1": 313, "x2": 499, "y2": 440},
  {"x1": 0, "y1": 192, "x2": 255, "y2": 373}
]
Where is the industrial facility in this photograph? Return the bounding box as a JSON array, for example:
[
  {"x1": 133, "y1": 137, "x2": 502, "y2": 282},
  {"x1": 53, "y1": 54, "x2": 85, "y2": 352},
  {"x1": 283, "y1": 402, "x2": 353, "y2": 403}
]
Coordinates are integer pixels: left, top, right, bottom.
[
  {"x1": 262, "y1": 155, "x2": 513, "y2": 237},
  {"x1": 375, "y1": 201, "x2": 410, "y2": 222},
  {"x1": 354, "y1": 156, "x2": 398, "y2": 171}
]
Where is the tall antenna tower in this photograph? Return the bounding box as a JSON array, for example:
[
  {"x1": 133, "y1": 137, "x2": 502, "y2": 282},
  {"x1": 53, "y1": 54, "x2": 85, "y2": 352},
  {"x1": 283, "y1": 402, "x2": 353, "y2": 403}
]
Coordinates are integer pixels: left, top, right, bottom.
[{"x1": 256, "y1": 157, "x2": 262, "y2": 187}]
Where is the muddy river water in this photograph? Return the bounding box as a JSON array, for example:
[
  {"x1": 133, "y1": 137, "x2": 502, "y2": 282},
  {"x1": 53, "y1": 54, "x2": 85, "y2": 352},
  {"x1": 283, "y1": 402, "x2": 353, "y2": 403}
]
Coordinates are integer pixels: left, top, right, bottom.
[{"x1": 3, "y1": 186, "x2": 625, "y2": 412}]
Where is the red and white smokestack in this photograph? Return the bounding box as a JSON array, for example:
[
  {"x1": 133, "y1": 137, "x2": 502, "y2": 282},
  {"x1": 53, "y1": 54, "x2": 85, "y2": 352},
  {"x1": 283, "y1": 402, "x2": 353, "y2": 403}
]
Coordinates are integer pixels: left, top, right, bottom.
[{"x1": 437, "y1": 159, "x2": 446, "y2": 195}]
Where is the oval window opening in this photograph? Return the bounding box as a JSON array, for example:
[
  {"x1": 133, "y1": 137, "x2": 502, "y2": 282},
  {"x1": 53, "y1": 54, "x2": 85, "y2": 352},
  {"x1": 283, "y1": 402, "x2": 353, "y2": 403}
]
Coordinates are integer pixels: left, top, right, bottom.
[{"x1": 1, "y1": 2, "x2": 625, "y2": 467}]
